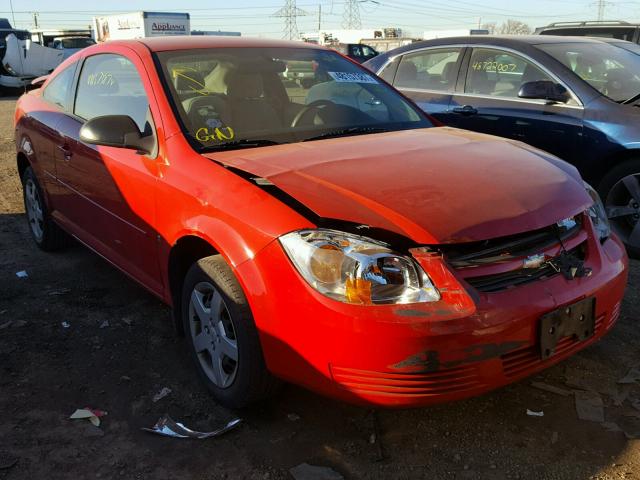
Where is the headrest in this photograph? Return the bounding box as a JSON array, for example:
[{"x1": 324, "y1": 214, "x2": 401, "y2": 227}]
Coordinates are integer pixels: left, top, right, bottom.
[
  {"x1": 442, "y1": 62, "x2": 456, "y2": 83},
  {"x1": 227, "y1": 72, "x2": 264, "y2": 99},
  {"x1": 521, "y1": 64, "x2": 547, "y2": 84},
  {"x1": 174, "y1": 70, "x2": 206, "y2": 92},
  {"x1": 397, "y1": 60, "x2": 417, "y2": 81}
]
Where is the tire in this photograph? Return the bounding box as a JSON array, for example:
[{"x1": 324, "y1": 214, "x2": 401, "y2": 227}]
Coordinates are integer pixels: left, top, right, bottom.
[
  {"x1": 598, "y1": 159, "x2": 640, "y2": 259},
  {"x1": 21, "y1": 166, "x2": 67, "y2": 251},
  {"x1": 181, "y1": 255, "x2": 279, "y2": 408}
]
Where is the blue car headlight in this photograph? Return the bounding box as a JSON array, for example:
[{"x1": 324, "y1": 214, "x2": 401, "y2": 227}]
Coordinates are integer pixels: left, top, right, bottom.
[{"x1": 584, "y1": 182, "x2": 610, "y2": 241}]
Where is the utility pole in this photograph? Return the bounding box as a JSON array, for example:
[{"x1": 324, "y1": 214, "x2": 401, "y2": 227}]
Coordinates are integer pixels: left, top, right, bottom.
[
  {"x1": 8, "y1": 0, "x2": 16, "y2": 26},
  {"x1": 273, "y1": 0, "x2": 308, "y2": 40},
  {"x1": 33, "y1": 12, "x2": 39, "y2": 29},
  {"x1": 318, "y1": 4, "x2": 322, "y2": 32},
  {"x1": 597, "y1": 0, "x2": 605, "y2": 20},
  {"x1": 343, "y1": 0, "x2": 362, "y2": 29}
]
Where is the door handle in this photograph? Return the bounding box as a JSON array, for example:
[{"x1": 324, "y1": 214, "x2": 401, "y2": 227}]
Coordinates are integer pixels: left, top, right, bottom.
[
  {"x1": 452, "y1": 105, "x2": 478, "y2": 116},
  {"x1": 57, "y1": 144, "x2": 72, "y2": 161}
]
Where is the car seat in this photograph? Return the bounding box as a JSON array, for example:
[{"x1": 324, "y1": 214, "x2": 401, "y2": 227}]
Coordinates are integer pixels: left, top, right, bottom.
[
  {"x1": 226, "y1": 72, "x2": 281, "y2": 134},
  {"x1": 395, "y1": 60, "x2": 418, "y2": 88}
]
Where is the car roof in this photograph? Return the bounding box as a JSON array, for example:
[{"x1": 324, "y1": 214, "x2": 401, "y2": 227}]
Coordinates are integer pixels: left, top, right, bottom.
[
  {"x1": 402, "y1": 34, "x2": 624, "y2": 49},
  {"x1": 107, "y1": 36, "x2": 324, "y2": 52},
  {"x1": 372, "y1": 34, "x2": 637, "y2": 59}
]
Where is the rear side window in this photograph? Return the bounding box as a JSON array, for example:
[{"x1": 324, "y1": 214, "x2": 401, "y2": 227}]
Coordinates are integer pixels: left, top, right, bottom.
[
  {"x1": 465, "y1": 48, "x2": 553, "y2": 98},
  {"x1": 394, "y1": 48, "x2": 461, "y2": 91},
  {"x1": 42, "y1": 63, "x2": 77, "y2": 109},
  {"x1": 74, "y1": 54, "x2": 150, "y2": 132}
]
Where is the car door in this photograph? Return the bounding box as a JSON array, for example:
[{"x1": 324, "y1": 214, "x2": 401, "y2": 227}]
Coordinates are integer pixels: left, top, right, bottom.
[
  {"x1": 390, "y1": 47, "x2": 464, "y2": 120},
  {"x1": 448, "y1": 47, "x2": 584, "y2": 164},
  {"x1": 53, "y1": 51, "x2": 163, "y2": 293},
  {"x1": 27, "y1": 62, "x2": 78, "y2": 199}
]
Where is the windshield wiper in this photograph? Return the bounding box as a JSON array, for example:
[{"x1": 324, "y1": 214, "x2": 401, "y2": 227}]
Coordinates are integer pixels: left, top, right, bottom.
[
  {"x1": 622, "y1": 92, "x2": 640, "y2": 105},
  {"x1": 303, "y1": 126, "x2": 390, "y2": 142},
  {"x1": 199, "y1": 139, "x2": 280, "y2": 151}
]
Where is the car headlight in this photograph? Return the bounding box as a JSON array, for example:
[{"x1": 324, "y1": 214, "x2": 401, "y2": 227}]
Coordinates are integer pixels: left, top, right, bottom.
[
  {"x1": 584, "y1": 181, "x2": 610, "y2": 241},
  {"x1": 279, "y1": 229, "x2": 440, "y2": 305}
]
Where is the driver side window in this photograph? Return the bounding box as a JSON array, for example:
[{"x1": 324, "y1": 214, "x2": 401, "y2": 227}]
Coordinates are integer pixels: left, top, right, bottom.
[
  {"x1": 465, "y1": 48, "x2": 553, "y2": 98},
  {"x1": 74, "y1": 54, "x2": 151, "y2": 133}
]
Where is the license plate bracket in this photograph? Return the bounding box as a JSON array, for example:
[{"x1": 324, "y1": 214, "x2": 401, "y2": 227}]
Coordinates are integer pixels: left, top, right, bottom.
[{"x1": 539, "y1": 297, "x2": 596, "y2": 360}]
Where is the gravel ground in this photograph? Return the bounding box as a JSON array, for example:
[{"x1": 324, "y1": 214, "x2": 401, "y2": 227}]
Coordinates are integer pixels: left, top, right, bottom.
[{"x1": 1, "y1": 93, "x2": 639, "y2": 480}]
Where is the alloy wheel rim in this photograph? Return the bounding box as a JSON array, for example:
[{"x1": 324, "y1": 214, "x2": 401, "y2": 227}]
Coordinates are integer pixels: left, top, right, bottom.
[
  {"x1": 605, "y1": 173, "x2": 640, "y2": 248},
  {"x1": 188, "y1": 281, "x2": 238, "y2": 389},
  {"x1": 25, "y1": 179, "x2": 44, "y2": 242}
]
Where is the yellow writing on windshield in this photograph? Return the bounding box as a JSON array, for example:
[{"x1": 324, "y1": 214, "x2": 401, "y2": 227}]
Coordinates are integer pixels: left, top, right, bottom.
[{"x1": 196, "y1": 126, "x2": 235, "y2": 142}]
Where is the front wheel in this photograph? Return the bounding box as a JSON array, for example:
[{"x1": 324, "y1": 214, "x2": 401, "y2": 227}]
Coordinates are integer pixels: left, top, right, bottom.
[
  {"x1": 181, "y1": 255, "x2": 279, "y2": 408},
  {"x1": 599, "y1": 159, "x2": 640, "y2": 258}
]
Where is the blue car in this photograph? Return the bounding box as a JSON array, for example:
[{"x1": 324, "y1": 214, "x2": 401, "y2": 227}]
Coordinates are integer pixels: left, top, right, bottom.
[{"x1": 365, "y1": 35, "x2": 640, "y2": 256}]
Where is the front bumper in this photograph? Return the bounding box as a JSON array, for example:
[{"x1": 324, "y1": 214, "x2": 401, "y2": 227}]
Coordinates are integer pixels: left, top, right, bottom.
[{"x1": 235, "y1": 230, "x2": 628, "y2": 408}]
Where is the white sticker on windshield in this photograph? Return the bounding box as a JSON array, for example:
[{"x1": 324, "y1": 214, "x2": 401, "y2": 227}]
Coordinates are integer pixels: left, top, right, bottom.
[{"x1": 328, "y1": 71, "x2": 378, "y2": 84}]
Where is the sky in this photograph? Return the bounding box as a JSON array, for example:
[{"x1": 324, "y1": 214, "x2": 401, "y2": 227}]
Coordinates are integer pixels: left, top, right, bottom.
[{"x1": 5, "y1": 0, "x2": 640, "y2": 38}]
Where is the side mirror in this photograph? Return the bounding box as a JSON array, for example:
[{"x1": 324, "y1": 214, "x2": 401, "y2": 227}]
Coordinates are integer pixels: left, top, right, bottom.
[
  {"x1": 30, "y1": 75, "x2": 48, "y2": 88},
  {"x1": 518, "y1": 80, "x2": 570, "y2": 104},
  {"x1": 79, "y1": 115, "x2": 153, "y2": 154}
]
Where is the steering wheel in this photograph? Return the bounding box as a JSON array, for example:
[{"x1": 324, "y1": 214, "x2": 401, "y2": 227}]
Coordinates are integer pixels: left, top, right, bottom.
[
  {"x1": 291, "y1": 99, "x2": 336, "y2": 127},
  {"x1": 604, "y1": 68, "x2": 635, "y2": 98}
]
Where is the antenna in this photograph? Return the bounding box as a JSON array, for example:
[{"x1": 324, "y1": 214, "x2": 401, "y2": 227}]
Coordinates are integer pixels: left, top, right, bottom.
[
  {"x1": 343, "y1": 0, "x2": 362, "y2": 29},
  {"x1": 274, "y1": 0, "x2": 308, "y2": 40}
]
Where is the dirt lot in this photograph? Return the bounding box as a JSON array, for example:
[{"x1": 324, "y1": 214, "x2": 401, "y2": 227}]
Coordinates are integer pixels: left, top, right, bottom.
[{"x1": 1, "y1": 94, "x2": 640, "y2": 480}]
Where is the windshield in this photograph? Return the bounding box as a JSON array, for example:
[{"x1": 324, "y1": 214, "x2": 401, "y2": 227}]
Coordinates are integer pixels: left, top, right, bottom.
[
  {"x1": 611, "y1": 41, "x2": 640, "y2": 55},
  {"x1": 537, "y1": 42, "x2": 640, "y2": 102},
  {"x1": 61, "y1": 37, "x2": 95, "y2": 49},
  {"x1": 155, "y1": 47, "x2": 430, "y2": 151}
]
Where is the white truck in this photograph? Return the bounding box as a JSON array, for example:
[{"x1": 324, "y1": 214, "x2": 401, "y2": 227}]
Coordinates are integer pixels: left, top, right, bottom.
[
  {"x1": 92, "y1": 11, "x2": 191, "y2": 42},
  {"x1": 0, "y1": 19, "x2": 64, "y2": 90}
]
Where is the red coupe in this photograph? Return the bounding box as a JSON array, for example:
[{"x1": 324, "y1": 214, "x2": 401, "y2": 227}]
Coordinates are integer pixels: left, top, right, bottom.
[{"x1": 15, "y1": 37, "x2": 628, "y2": 408}]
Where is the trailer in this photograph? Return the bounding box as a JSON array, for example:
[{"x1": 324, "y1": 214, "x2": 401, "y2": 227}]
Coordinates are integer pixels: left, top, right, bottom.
[{"x1": 92, "y1": 12, "x2": 191, "y2": 42}]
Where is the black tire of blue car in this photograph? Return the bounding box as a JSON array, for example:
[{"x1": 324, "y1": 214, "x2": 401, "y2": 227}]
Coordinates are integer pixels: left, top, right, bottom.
[
  {"x1": 181, "y1": 255, "x2": 279, "y2": 408},
  {"x1": 21, "y1": 166, "x2": 67, "y2": 251},
  {"x1": 598, "y1": 159, "x2": 640, "y2": 259}
]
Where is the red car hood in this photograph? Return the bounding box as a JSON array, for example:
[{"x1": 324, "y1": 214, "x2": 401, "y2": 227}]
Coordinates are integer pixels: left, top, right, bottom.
[{"x1": 205, "y1": 127, "x2": 592, "y2": 244}]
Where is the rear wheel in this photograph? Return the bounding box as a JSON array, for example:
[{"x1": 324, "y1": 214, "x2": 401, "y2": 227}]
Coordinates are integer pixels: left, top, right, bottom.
[
  {"x1": 599, "y1": 159, "x2": 640, "y2": 258},
  {"x1": 22, "y1": 166, "x2": 66, "y2": 251},
  {"x1": 181, "y1": 255, "x2": 278, "y2": 408}
]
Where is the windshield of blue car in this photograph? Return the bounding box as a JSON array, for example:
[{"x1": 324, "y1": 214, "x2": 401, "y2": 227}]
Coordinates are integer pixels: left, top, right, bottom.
[
  {"x1": 537, "y1": 42, "x2": 640, "y2": 103},
  {"x1": 155, "y1": 47, "x2": 431, "y2": 151}
]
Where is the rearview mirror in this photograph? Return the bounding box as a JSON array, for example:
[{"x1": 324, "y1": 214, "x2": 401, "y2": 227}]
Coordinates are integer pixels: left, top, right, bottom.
[
  {"x1": 518, "y1": 80, "x2": 570, "y2": 104},
  {"x1": 79, "y1": 115, "x2": 153, "y2": 154}
]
